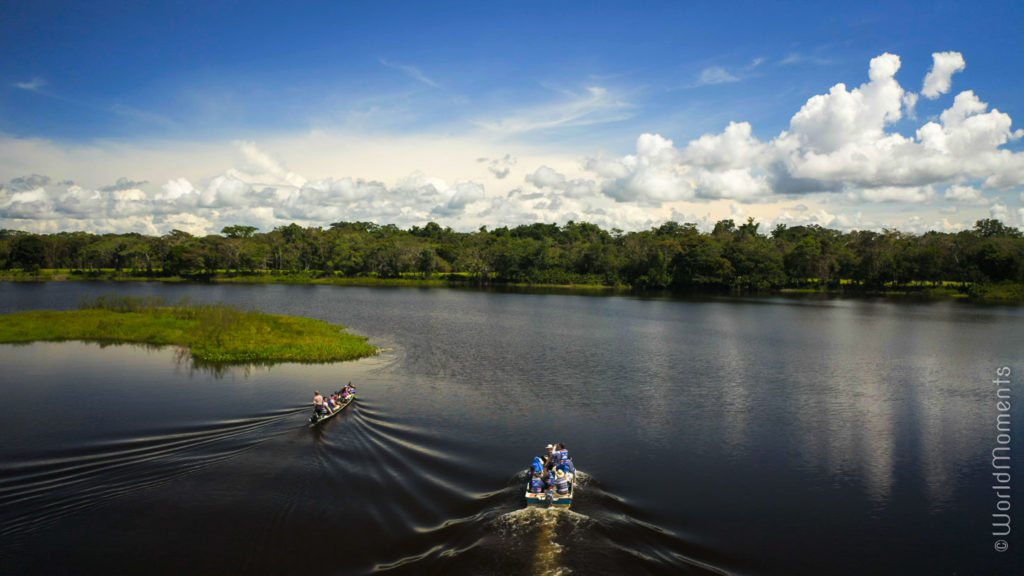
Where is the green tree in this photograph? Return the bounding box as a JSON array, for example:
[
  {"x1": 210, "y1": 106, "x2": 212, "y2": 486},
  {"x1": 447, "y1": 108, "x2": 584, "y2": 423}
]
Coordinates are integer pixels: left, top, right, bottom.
[
  {"x1": 11, "y1": 234, "x2": 46, "y2": 272},
  {"x1": 221, "y1": 225, "x2": 258, "y2": 239},
  {"x1": 973, "y1": 218, "x2": 1022, "y2": 239},
  {"x1": 417, "y1": 248, "x2": 437, "y2": 278}
]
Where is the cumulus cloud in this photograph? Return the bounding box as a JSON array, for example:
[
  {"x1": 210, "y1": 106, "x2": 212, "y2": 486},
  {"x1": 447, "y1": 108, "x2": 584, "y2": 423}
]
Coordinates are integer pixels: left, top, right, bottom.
[
  {"x1": 682, "y1": 121, "x2": 766, "y2": 169},
  {"x1": 922, "y1": 51, "x2": 966, "y2": 99},
  {"x1": 2, "y1": 53, "x2": 1021, "y2": 236},
  {"x1": 6, "y1": 174, "x2": 55, "y2": 191},
  {"x1": 786, "y1": 53, "x2": 906, "y2": 154},
  {"x1": 1, "y1": 176, "x2": 164, "y2": 231},
  {"x1": 0, "y1": 185, "x2": 53, "y2": 219},
  {"x1": 589, "y1": 133, "x2": 694, "y2": 204},
  {"x1": 526, "y1": 166, "x2": 567, "y2": 189},
  {"x1": 580, "y1": 51, "x2": 1024, "y2": 212},
  {"x1": 846, "y1": 185, "x2": 934, "y2": 203},
  {"x1": 990, "y1": 202, "x2": 1009, "y2": 222},
  {"x1": 431, "y1": 182, "x2": 486, "y2": 217},
  {"x1": 944, "y1": 184, "x2": 986, "y2": 204},
  {"x1": 100, "y1": 177, "x2": 149, "y2": 192}
]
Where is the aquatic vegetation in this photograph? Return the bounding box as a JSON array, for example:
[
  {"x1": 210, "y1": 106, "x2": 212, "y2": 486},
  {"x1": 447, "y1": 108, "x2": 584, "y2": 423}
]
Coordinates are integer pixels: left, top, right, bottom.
[{"x1": 0, "y1": 295, "x2": 377, "y2": 364}]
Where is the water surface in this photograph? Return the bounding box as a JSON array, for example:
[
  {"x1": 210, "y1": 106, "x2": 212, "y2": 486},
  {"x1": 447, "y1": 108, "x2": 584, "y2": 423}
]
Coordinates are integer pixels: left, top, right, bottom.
[{"x1": 1, "y1": 282, "x2": 1021, "y2": 575}]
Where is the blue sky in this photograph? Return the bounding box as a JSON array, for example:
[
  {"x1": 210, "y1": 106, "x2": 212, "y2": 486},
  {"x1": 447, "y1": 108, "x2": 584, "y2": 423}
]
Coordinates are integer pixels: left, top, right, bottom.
[{"x1": 2, "y1": 1, "x2": 1023, "y2": 235}]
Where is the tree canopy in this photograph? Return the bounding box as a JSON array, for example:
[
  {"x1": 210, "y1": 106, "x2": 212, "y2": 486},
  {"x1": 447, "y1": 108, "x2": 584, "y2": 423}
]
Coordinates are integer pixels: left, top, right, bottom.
[{"x1": 2, "y1": 219, "x2": 1022, "y2": 292}]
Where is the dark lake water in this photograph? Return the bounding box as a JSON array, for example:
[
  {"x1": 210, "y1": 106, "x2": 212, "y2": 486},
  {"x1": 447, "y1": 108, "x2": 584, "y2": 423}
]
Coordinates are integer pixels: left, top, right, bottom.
[{"x1": 1, "y1": 282, "x2": 1021, "y2": 575}]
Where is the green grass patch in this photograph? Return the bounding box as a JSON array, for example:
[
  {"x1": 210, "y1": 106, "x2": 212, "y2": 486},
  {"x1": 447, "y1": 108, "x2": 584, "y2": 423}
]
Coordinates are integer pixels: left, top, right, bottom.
[
  {"x1": 967, "y1": 282, "x2": 1024, "y2": 303},
  {"x1": 0, "y1": 295, "x2": 378, "y2": 364}
]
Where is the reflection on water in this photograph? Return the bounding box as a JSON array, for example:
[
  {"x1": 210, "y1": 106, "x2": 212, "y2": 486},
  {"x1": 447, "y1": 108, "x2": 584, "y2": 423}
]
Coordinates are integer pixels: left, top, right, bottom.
[{"x1": 1, "y1": 283, "x2": 1022, "y2": 576}]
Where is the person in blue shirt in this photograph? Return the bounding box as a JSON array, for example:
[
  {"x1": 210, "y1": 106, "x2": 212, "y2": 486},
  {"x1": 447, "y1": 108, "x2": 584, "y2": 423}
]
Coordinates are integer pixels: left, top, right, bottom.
[
  {"x1": 555, "y1": 443, "x2": 569, "y2": 469},
  {"x1": 529, "y1": 473, "x2": 545, "y2": 494}
]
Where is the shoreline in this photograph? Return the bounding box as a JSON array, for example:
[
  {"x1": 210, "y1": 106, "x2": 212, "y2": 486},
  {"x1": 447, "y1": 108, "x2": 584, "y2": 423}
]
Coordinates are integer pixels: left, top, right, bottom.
[{"x1": 1, "y1": 269, "x2": 1022, "y2": 304}]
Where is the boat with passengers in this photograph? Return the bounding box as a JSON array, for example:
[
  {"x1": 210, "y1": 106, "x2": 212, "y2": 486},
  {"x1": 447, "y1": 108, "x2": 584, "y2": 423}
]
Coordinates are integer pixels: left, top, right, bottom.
[
  {"x1": 309, "y1": 385, "x2": 356, "y2": 426},
  {"x1": 524, "y1": 443, "x2": 576, "y2": 507}
]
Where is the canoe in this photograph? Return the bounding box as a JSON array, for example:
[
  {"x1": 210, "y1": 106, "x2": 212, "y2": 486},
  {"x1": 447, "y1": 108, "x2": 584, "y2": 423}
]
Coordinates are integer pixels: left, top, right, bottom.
[
  {"x1": 308, "y1": 393, "x2": 355, "y2": 426},
  {"x1": 524, "y1": 470, "x2": 575, "y2": 507}
]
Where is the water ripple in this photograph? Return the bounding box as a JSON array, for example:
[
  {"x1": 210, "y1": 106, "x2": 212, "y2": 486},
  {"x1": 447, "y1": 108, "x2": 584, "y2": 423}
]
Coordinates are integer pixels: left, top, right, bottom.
[{"x1": 0, "y1": 408, "x2": 299, "y2": 538}]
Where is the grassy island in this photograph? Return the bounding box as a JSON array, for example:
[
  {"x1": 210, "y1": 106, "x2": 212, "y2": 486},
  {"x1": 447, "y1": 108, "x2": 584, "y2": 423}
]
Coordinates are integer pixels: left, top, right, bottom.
[{"x1": 0, "y1": 295, "x2": 378, "y2": 364}]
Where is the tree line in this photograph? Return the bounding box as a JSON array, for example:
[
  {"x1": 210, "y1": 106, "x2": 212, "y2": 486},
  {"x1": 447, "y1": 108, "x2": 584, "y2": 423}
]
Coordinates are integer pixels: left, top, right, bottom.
[{"x1": 2, "y1": 218, "x2": 1022, "y2": 292}]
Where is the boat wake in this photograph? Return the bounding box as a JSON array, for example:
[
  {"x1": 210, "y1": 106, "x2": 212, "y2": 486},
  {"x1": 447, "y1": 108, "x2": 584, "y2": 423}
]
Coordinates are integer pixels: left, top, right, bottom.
[
  {"x1": 491, "y1": 506, "x2": 592, "y2": 576},
  {"x1": 369, "y1": 467, "x2": 731, "y2": 576},
  {"x1": 0, "y1": 407, "x2": 301, "y2": 539}
]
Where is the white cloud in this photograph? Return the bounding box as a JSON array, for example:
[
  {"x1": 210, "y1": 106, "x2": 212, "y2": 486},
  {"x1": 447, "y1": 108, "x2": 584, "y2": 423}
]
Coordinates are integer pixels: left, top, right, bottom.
[
  {"x1": 201, "y1": 175, "x2": 253, "y2": 208},
  {"x1": 944, "y1": 184, "x2": 986, "y2": 204},
  {"x1": 580, "y1": 52, "x2": 1023, "y2": 213},
  {"x1": 786, "y1": 53, "x2": 906, "y2": 154},
  {"x1": 590, "y1": 133, "x2": 694, "y2": 204},
  {"x1": 158, "y1": 212, "x2": 216, "y2": 236},
  {"x1": 682, "y1": 121, "x2": 766, "y2": 169},
  {"x1": 526, "y1": 166, "x2": 567, "y2": 189},
  {"x1": 0, "y1": 186, "x2": 52, "y2": 218},
  {"x1": 2, "y1": 53, "x2": 1022, "y2": 236},
  {"x1": 697, "y1": 66, "x2": 739, "y2": 86},
  {"x1": 922, "y1": 51, "x2": 966, "y2": 99},
  {"x1": 479, "y1": 154, "x2": 517, "y2": 179},
  {"x1": 697, "y1": 168, "x2": 771, "y2": 201},
  {"x1": 902, "y1": 92, "x2": 919, "y2": 118},
  {"x1": 846, "y1": 185, "x2": 934, "y2": 203},
  {"x1": 14, "y1": 77, "x2": 46, "y2": 91},
  {"x1": 157, "y1": 177, "x2": 200, "y2": 205},
  {"x1": 990, "y1": 202, "x2": 1009, "y2": 222},
  {"x1": 234, "y1": 141, "x2": 307, "y2": 188}
]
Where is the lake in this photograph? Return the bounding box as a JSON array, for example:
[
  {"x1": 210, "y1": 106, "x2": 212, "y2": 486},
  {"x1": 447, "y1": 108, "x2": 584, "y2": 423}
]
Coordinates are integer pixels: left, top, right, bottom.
[{"x1": 1, "y1": 282, "x2": 1021, "y2": 575}]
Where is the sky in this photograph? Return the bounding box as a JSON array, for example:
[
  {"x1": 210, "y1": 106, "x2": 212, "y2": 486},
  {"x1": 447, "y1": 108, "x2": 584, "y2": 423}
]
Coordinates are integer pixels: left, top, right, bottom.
[{"x1": 1, "y1": 0, "x2": 1023, "y2": 236}]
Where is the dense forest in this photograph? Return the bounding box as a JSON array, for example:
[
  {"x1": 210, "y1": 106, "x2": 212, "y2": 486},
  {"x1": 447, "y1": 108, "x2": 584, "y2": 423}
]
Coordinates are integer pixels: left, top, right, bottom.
[{"x1": 2, "y1": 218, "x2": 1023, "y2": 296}]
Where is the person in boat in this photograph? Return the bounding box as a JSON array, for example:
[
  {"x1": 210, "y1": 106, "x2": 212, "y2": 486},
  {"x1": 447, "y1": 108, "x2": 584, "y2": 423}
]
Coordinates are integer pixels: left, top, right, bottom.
[
  {"x1": 531, "y1": 456, "x2": 545, "y2": 476},
  {"x1": 545, "y1": 467, "x2": 557, "y2": 490},
  {"x1": 529, "y1": 472, "x2": 545, "y2": 494},
  {"x1": 543, "y1": 444, "x2": 557, "y2": 471},
  {"x1": 554, "y1": 443, "x2": 573, "y2": 474},
  {"x1": 313, "y1": 390, "x2": 328, "y2": 415},
  {"x1": 341, "y1": 382, "x2": 355, "y2": 401},
  {"x1": 551, "y1": 468, "x2": 570, "y2": 495}
]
